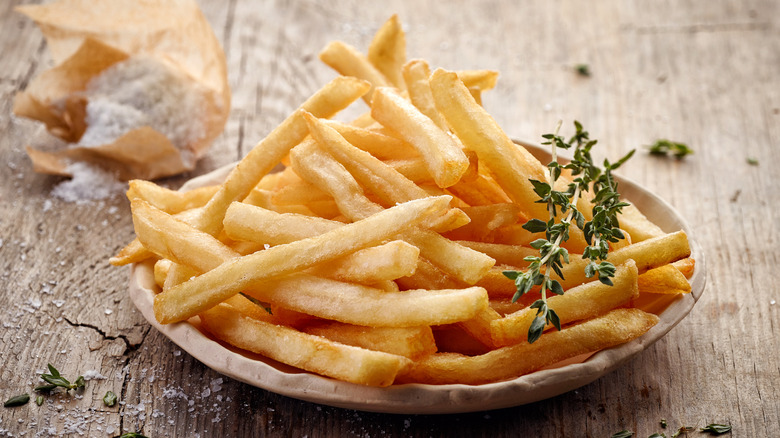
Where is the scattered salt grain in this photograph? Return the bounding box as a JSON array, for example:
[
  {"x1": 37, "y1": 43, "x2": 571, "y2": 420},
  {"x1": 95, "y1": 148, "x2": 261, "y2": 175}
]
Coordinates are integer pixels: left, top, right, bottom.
[
  {"x1": 42, "y1": 199, "x2": 53, "y2": 212},
  {"x1": 104, "y1": 308, "x2": 113, "y2": 315},
  {"x1": 173, "y1": 350, "x2": 182, "y2": 357},
  {"x1": 53, "y1": 299, "x2": 66, "y2": 308},
  {"x1": 51, "y1": 162, "x2": 125, "y2": 203},
  {"x1": 83, "y1": 370, "x2": 107, "y2": 380},
  {"x1": 771, "y1": 299, "x2": 776, "y2": 305}
]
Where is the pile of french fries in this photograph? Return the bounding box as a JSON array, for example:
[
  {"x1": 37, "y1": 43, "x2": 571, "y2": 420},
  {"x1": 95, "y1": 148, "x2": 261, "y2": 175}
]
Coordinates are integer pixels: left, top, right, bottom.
[{"x1": 111, "y1": 15, "x2": 693, "y2": 387}]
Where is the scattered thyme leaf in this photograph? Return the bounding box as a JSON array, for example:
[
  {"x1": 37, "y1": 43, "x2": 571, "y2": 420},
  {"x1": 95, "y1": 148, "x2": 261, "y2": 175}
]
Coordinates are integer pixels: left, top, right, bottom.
[
  {"x1": 700, "y1": 424, "x2": 732, "y2": 435},
  {"x1": 40, "y1": 364, "x2": 85, "y2": 392},
  {"x1": 103, "y1": 390, "x2": 118, "y2": 407},
  {"x1": 649, "y1": 433, "x2": 666, "y2": 438},
  {"x1": 116, "y1": 432, "x2": 150, "y2": 438},
  {"x1": 647, "y1": 139, "x2": 693, "y2": 159},
  {"x1": 611, "y1": 430, "x2": 633, "y2": 438},
  {"x1": 746, "y1": 157, "x2": 759, "y2": 166},
  {"x1": 35, "y1": 395, "x2": 44, "y2": 406},
  {"x1": 4, "y1": 393, "x2": 30, "y2": 407},
  {"x1": 660, "y1": 419, "x2": 668, "y2": 428},
  {"x1": 576, "y1": 63, "x2": 591, "y2": 76}
]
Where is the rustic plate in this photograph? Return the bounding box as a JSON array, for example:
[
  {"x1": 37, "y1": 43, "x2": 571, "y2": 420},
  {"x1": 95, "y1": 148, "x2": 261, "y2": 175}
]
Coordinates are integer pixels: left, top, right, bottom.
[{"x1": 128, "y1": 141, "x2": 705, "y2": 414}]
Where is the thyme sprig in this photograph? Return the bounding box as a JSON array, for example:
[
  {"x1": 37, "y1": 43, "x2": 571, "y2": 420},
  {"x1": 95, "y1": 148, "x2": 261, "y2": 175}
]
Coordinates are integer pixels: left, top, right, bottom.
[{"x1": 503, "y1": 121, "x2": 633, "y2": 343}]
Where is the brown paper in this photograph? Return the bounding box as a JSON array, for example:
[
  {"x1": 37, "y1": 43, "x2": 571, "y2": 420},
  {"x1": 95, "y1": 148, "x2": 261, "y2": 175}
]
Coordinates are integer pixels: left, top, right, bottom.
[{"x1": 14, "y1": 0, "x2": 230, "y2": 180}]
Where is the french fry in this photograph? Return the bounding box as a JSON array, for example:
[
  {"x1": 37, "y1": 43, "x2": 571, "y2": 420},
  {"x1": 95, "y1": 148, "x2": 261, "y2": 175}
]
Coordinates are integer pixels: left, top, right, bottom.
[
  {"x1": 194, "y1": 76, "x2": 370, "y2": 236},
  {"x1": 399, "y1": 308, "x2": 659, "y2": 384},
  {"x1": 270, "y1": 180, "x2": 333, "y2": 206},
  {"x1": 430, "y1": 68, "x2": 548, "y2": 217},
  {"x1": 637, "y1": 263, "x2": 692, "y2": 295},
  {"x1": 319, "y1": 41, "x2": 391, "y2": 103},
  {"x1": 672, "y1": 258, "x2": 696, "y2": 278},
  {"x1": 239, "y1": 275, "x2": 488, "y2": 327},
  {"x1": 457, "y1": 69, "x2": 499, "y2": 91},
  {"x1": 154, "y1": 195, "x2": 452, "y2": 323},
  {"x1": 443, "y1": 204, "x2": 522, "y2": 241},
  {"x1": 303, "y1": 322, "x2": 436, "y2": 360},
  {"x1": 224, "y1": 202, "x2": 341, "y2": 245},
  {"x1": 367, "y1": 14, "x2": 406, "y2": 90},
  {"x1": 555, "y1": 231, "x2": 691, "y2": 289},
  {"x1": 200, "y1": 303, "x2": 409, "y2": 387},
  {"x1": 403, "y1": 59, "x2": 448, "y2": 129},
  {"x1": 127, "y1": 180, "x2": 219, "y2": 214},
  {"x1": 320, "y1": 118, "x2": 419, "y2": 160},
  {"x1": 619, "y1": 203, "x2": 666, "y2": 242},
  {"x1": 490, "y1": 260, "x2": 640, "y2": 346},
  {"x1": 307, "y1": 240, "x2": 420, "y2": 284},
  {"x1": 371, "y1": 87, "x2": 469, "y2": 188}
]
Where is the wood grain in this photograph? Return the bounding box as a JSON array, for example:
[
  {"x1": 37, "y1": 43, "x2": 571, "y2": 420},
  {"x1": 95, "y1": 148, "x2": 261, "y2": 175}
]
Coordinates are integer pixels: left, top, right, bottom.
[{"x1": 1, "y1": 0, "x2": 778, "y2": 436}]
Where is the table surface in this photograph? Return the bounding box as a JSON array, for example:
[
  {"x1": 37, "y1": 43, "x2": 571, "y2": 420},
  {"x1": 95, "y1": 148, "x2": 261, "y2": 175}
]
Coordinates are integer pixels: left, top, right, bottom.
[{"x1": 1, "y1": 0, "x2": 778, "y2": 437}]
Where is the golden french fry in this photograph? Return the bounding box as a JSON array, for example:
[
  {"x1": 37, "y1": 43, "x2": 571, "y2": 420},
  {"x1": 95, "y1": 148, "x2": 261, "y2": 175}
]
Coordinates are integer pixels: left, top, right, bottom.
[
  {"x1": 637, "y1": 263, "x2": 692, "y2": 295},
  {"x1": 154, "y1": 195, "x2": 452, "y2": 323},
  {"x1": 319, "y1": 40, "x2": 391, "y2": 103},
  {"x1": 371, "y1": 87, "x2": 469, "y2": 188},
  {"x1": 555, "y1": 231, "x2": 691, "y2": 289},
  {"x1": 367, "y1": 14, "x2": 406, "y2": 90},
  {"x1": 402, "y1": 59, "x2": 448, "y2": 129},
  {"x1": 457, "y1": 69, "x2": 499, "y2": 91},
  {"x1": 491, "y1": 260, "x2": 640, "y2": 346},
  {"x1": 270, "y1": 180, "x2": 332, "y2": 206},
  {"x1": 399, "y1": 308, "x2": 659, "y2": 384},
  {"x1": 127, "y1": 179, "x2": 218, "y2": 214},
  {"x1": 194, "y1": 76, "x2": 370, "y2": 236},
  {"x1": 444, "y1": 204, "x2": 522, "y2": 241},
  {"x1": 447, "y1": 172, "x2": 512, "y2": 207},
  {"x1": 242, "y1": 188, "x2": 317, "y2": 216},
  {"x1": 672, "y1": 258, "x2": 695, "y2": 278},
  {"x1": 303, "y1": 322, "x2": 436, "y2": 360},
  {"x1": 320, "y1": 118, "x2": 419, "y2": 160},
  {"x1": 455, "y1": 242, "x2": 537, "y2": 267},
  {"x1": 200, "y1": 303, "x2": 409, "y2": 387},
  {"x1": 308, "y1": 240, "x2": 420, "y2": 283},
  {"x1": 224, "y1": 202, "x2": 341, "y2": 245},
  {"x1": 619, "y1": 203, "x2": 666, "y2": 242},
  {"x1": 153, "y1": 258, "x2": 172, "y2": 289},
  {"x1": 110, "y1": 238, "x2": 153, "y2": 266},
  {"x1": 430, "y1": 68, "x2": 548, "y2": 217},
  {"x1": 239, "y1": 274, "x2": 488, "y2": 327},
  {"x1": 457, "y1": 306, "x2": 502, "y2": 348}
]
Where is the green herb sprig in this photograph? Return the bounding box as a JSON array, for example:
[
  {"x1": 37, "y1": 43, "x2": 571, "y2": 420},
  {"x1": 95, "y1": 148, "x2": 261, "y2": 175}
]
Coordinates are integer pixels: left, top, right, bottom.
[
  {"x1": 36, "y1": 364, "x2": 85, "y2": 392},
  {"x1": 647, "y1": 139, "x2": 693, "y2": 159},
  {"x1": 503, "y1": 121, "x2": 633, "y2": 343}
]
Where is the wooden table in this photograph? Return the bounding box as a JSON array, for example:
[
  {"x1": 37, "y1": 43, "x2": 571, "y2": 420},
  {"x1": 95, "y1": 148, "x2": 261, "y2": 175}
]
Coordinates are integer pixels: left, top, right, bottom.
[{"x1": 1, "y1": 0, "x2": 777, "y2": 436}]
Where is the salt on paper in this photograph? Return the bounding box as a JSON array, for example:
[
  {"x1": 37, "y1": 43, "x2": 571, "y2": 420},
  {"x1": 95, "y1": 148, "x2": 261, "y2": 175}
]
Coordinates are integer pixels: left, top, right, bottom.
[{"x1": 78, "y1": 55, "x2": 206, "y2": 167}]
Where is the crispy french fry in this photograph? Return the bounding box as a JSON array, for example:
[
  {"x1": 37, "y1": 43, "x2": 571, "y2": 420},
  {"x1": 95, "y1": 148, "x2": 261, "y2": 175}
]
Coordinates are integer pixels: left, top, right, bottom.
[
  {"x1": 224, "y1": 203, "x2": 341, "y2": 245},
  {"x1": 490, "y1": 260, "x2": 640, "y2": 346},
  {"x1": 672, "y1": 258, "x2": 695, "y2": 278},
  {"x1": 430, "y1": 68, "x2": 548, "y2": 217},
  {"x1": 444, "y1": 204, "x2": 522, "y2": 241},
  {"x1": 555, "y1": 231, "x2": 691, "y2": 289},
  {"x1": 194, "y1": 76, "x2": 370, "y2": 236},
  {"x1": 320, "y1": 41, "x2": 391, "y2": 103},
  {"x1": 403, "y1": 59, "x2": 448, "y2": 129},
  {"x1": 447, "y1": 172, "x2": 512, "y2": 207},
  {"x1": 153, "y1": 258, "x2": 172, "y2": 289},
  {"x1": 200, "y1": 303, "x2": 409, "y2": 387},
  {"x1": 457, "y1": 69, "x2": 499, "y2": 91},
  {"x1": 320, "y1": 118, "x2": 419, "y2": 160},
  {"x1": 637, "y1": 263, "x2": 692, "y2": 295},
  {"x1": 303, "y1": 322, "x2": 436, "y2": 360},
  {"x1": 154, "y1": 195, "x2": 452, "y2": 323},
  {"x1": 619, "y1": 203, "x2": 666, "y2": 242},
  {"x1": 308, "y1": 240, "x2": 420, "y2": 283},
  {"x1": 127, "y1": 180, "x2": 218, "y2": 214},
  {"x1": 371, "y1": 87, "x2": 469, "y2": 188},
  {"x1": 367, "y1": 14, "x2": 406, "y2": 90},
  {"x1": 270, "y1": 180, "x2": 332, "y2": 206},
  {"x1": 399, "y1": 308, "x2": 659, "y2": 384}
]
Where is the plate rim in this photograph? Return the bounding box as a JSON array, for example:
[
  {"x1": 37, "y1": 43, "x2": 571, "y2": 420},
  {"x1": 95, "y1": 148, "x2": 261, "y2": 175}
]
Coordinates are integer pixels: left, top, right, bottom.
[{"x1": 128, "y1": 140, "x2": 706, "y2": 414}]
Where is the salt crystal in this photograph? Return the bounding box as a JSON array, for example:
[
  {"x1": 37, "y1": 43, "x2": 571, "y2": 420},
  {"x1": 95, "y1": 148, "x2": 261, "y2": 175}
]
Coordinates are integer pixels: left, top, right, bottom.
[
  {"x1": 53, "y1": 299, "x2": 66, "y2": 308},
  {"x1": 30, "y1": 297, "x2": 42, "y2": 309},
  {"x1": 106, "y1": 425, "x2": 116, "y2": 434},
  {"x1": 201, "y1": 388, "x2": 211, "y2": 398},
  {"x1": 771, "y1": 300, "x2": 776, "y2": 305},
  {"x1": 51, "y1": 162, "x2": 125, "y2": 203},
  {"x1": 104, "y1": 309, "x2": 113, "y2": 315},
  {"x1": 42, "y1": 199, "x2": 53, "y2": 212},
  {"x1": 173, "y1": 350, "x2": 182, "y2": 357},
  {"x1": 83, "y1": 370, "x2": 107, "y2": 380}
]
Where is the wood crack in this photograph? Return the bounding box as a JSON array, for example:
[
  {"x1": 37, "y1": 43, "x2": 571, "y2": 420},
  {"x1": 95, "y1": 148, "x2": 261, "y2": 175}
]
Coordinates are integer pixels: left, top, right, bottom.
[{"x1": 60, "y1": 316, "x2": 149, "y2": 355}]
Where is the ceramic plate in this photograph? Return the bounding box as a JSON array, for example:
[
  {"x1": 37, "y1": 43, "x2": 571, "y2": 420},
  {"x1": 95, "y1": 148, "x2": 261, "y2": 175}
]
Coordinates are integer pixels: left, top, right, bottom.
[{"x1": 128, "y1": 142, "x2": 705, "y2": 414}]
